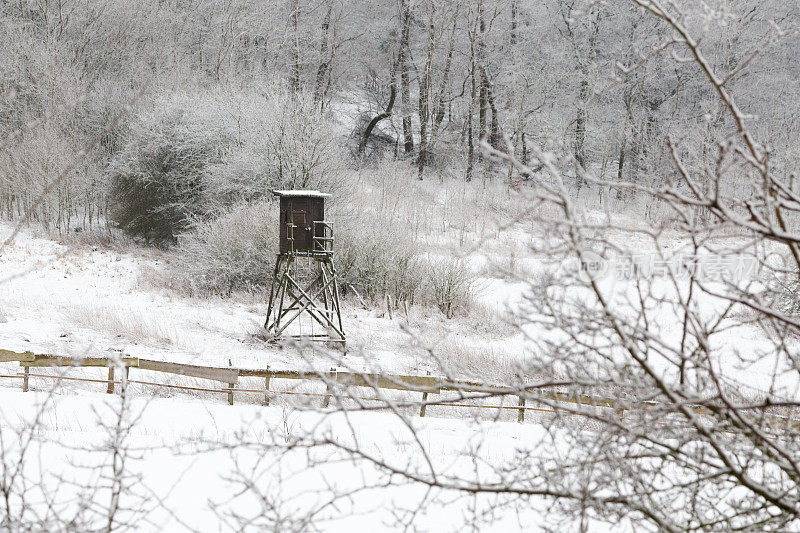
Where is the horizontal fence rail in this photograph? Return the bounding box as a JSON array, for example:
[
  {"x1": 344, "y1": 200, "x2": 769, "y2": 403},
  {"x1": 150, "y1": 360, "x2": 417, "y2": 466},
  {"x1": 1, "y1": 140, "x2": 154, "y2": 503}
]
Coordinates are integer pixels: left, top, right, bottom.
[{"x1": 0, "y1": 349, "x2": 798, "y2": 433}]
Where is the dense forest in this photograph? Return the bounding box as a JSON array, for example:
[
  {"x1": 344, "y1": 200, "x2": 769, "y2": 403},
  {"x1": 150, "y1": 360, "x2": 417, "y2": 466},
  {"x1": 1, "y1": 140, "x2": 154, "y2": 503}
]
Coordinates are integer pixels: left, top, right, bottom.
[{"x1": 2, "y1": 0, "x2": 798, "y2": 232}]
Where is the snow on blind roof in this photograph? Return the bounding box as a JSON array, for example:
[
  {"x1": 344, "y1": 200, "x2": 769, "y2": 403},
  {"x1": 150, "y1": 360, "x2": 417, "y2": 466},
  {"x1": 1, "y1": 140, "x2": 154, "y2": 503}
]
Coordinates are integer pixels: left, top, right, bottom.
[{"x1": 272, "y1": 189, "x2": 331, "y2": 198}]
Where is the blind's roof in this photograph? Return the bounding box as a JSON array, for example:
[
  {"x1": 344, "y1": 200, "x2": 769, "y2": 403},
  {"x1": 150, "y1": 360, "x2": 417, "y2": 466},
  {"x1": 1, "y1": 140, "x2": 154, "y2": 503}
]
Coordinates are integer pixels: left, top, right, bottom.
[{"x1": 272, "y1": 189, "x2": 331, "y2": 198}]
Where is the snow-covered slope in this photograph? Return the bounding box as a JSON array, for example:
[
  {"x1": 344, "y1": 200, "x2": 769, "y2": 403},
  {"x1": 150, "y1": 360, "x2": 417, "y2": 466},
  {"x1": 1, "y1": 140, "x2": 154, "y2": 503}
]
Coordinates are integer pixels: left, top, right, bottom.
[{"x1": 0, "y1": 222, "x2": 525, "y2": 378}]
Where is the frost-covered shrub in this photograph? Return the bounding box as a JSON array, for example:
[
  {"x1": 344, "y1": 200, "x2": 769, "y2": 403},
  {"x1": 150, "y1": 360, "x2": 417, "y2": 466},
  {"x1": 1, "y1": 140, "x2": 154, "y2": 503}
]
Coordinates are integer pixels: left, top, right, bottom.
[
  {"x1": 332, "y1": 201, "x2": 477, "y2": 316},
  {"x1": 427, "y1": 257, "x2": 476, "y2": 318},
  {"x1": 336, "y1": 218, "x2": 426, "y2": 305},
  {"x1": 108, "y1": 94, "x2": 232, "y2": 244},
  {"x1": 108, "y1": 87, "x2": 343, "y2": 244},
  {"x1": 171, "y1": 201, "x2": 278, "y2": 296},
  {"x1": 203, "y1": 88, "x2": 343, "y2": 210}
]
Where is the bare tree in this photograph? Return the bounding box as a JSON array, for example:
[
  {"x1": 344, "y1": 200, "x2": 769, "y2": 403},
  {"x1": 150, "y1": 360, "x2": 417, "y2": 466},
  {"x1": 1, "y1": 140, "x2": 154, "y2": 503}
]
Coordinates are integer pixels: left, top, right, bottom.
[
  {"x1": 398, "y1": 0, "x2": 415, "y2": 156},
  {"x1": 0, "y1": 361, "x2": 156, "y2": 531},
  {"x1": 206, "y1": 1, "x2": 800, "y2": 530}
]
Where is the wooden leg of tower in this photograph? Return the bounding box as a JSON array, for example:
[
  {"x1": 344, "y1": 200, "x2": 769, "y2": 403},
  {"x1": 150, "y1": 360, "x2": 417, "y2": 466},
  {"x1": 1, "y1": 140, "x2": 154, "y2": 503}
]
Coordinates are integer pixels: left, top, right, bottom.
[
  {"x1": 266, "y1": 254, "x2": 345, "y2": 343},
  {"x1": 282, "y1": 268, "x2": 323, "y2": 318},
  {"x1": 264, "y1": 255, "x2": 283, "y2": 329},
  {"x1": 322, "y1": 260, "x2": 339, "y2": 325},
  {"x1": 318, "y1": 261, "x2": 330, "y2": 320},
  {"x1": 273, "y1": 273, "x2": 288, "y2": 334},
  {"x1": 268, "y1": 256, "x2": 291, "y2": 336},
  {"x1": 274, "y1": 272, "x2": 336, "y2": 338},
  {"x1": 330, "y1": 260, "x2": 345, "y2": 340}
]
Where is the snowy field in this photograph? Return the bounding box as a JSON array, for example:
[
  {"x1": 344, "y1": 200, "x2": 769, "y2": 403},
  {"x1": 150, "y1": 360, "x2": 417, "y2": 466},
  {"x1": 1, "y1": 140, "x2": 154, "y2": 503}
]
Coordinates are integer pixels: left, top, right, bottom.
[
  {"x1": 0, "y1": 219, "x2": 525, "y2": 378},
  {"x1": 1, "y1": 209, "x2": 798, "y2": 530},
  {"x1": 0, "y1": 212, "x2": 615, "y2": 530},
  {"x1": 1, "y1": 210, "x2": 797, "y2": 407},
  {"x1": 0, "y1": 387, "x2": 568, "y2": 531}
]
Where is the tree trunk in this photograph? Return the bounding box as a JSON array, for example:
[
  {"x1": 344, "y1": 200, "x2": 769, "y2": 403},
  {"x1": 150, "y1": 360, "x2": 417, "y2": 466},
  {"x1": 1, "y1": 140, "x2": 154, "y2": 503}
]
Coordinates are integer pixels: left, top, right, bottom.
[
  {"x1": 399, "y1": 0, "x2": 414, "y2": 155},
  {"x1": 466, "y1": 14, "x2": 478, "y2": 182},
  {"x1": 575, "y1": 75, "x2": 588, "y2": 180},
  {"x1": 432, "y1": 17, "x2": 457, "y2": 138},
  {"x1": 615, "y1": 131, "x2": 627, "y2": 200},
  {"x1": 360, "y1": 82, "x2": 396, "y2": 154},
  {"x1": 289, "y1": 0, "x2": 301, "y2": 93},
  {"x1": 417, "y1": 16, "x2": 435, "y2": 180},
  {"x1": 487, "y1": 80, "x2": 500, "y2": 149},
  {"x1": 313, "y1": 2, "x2": 332, "y2": 104},
  {"x1": 510, "y1": 0, "x2": 518, "y2": 46},
  {"x1": 521, "y1": 132, "x2": 528, "y2": 166},
  {"x1": 477, "y1": 3, "x2": 488, "y2": 148}
]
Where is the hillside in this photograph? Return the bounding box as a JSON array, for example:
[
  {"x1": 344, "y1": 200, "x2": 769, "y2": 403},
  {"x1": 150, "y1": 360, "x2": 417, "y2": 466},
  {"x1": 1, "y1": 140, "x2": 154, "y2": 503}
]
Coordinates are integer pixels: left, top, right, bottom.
[{"x1": 4, "y1": 0, "x2": 800, "y2": 530}]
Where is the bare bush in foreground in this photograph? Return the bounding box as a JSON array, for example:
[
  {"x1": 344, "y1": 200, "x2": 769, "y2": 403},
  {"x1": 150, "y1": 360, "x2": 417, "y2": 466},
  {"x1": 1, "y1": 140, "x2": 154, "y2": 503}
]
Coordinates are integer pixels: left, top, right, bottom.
[
  {"x1": 210, "y1": 2, "x2": 800, "y2": 530},
  {"x1": 0, "y1": 363, "x2": 155, "y2": 532}
]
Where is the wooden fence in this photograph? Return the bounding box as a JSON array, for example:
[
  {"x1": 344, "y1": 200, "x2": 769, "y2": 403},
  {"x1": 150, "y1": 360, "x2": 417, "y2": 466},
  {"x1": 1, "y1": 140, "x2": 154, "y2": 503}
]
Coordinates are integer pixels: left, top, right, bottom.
[
  {"x1": 0, "y1": 349, "x2": 620, "y2": 420},
  {"x1": 1, "y1": 349, "x2": 798, "y2": 432}
]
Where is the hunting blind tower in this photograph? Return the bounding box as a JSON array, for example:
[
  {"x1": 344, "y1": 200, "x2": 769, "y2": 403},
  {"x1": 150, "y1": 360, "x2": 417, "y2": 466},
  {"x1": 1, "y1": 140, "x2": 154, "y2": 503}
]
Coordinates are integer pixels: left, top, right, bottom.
[{"x1": 264, "y1": 190, "x2": 345, "y2": 343}]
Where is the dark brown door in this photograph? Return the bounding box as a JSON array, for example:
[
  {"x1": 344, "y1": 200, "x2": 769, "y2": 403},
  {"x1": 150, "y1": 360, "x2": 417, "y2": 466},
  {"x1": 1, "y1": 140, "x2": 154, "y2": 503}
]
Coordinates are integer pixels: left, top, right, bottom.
[{"x1": 289, "y1": 198, "x2": 312, "y2": 251}]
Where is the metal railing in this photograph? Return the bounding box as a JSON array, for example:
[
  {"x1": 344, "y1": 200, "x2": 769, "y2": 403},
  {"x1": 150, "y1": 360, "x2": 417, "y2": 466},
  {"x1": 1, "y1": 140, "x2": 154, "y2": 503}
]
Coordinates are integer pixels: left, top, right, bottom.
[{"x1": 313, "y1": 220, "x2": 333, "y2": 256}]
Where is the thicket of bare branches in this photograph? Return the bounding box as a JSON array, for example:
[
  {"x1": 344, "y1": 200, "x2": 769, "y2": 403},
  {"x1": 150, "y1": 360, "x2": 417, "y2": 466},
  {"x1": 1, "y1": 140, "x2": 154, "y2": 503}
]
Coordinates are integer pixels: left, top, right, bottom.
[
  {"x1": 198, "y1": 1, "x2": 800, "y2": 531},
  {"x1": 3, "y1": 0, "x2": 800, "y2": 530},
  {"x1": 0, "y1": 363, "x2": 155, "y2": 532}
]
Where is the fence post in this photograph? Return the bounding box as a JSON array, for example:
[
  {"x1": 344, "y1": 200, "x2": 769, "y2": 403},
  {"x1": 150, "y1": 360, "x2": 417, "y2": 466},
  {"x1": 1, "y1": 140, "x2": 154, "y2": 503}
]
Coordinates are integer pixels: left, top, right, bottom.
[
  {"x1": 518, "y1": 396, "x2": 525, "y2": 423},
  {"x1": 419, "y1": 371, "x2": 432, "y2": 417},
  {"x1": 22, "y1": 366, "x2": 29, "y2": 392},
  {"x1": 106, "y1": 366, "x2": 115, "y2": 394},
  {"x1": 264, "y1": 366, "x2": 271, "y2": 406},
  {"x1": 322, "y1": 368, "x2": 336, "y2": 408},
  {"x1": 228, "y1": 382, "x2": 235, "y2": 405}
]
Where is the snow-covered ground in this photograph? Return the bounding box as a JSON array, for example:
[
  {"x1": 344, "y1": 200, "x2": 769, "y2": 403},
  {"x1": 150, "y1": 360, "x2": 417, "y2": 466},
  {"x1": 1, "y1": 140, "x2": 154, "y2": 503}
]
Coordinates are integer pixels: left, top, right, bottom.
[
  {"x1": 0, "y1": 214, "x2": 588, "y2": 529},
  {"x1": 0, "y1": 387, "x2": 566, "y2": 531},
  {"x1": 1, "y1": 208, "x2": 798, "y2": 530},
  {"x1": 1, "y1": 211, "x2": 796, "y2": 400},
  {"x1": 0, "y1": 222, "x2": 524, "y2": 378}
]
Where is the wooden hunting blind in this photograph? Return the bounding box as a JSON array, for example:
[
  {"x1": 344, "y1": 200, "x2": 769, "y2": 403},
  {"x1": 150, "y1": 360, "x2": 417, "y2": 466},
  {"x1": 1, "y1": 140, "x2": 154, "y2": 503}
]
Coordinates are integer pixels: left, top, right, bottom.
[
  {"x1": 277, "y1": 190, "x2": 328, "y2": 254},
  {"x1": 265, "y1": 190, "x2": 345, "y2": 343}
]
